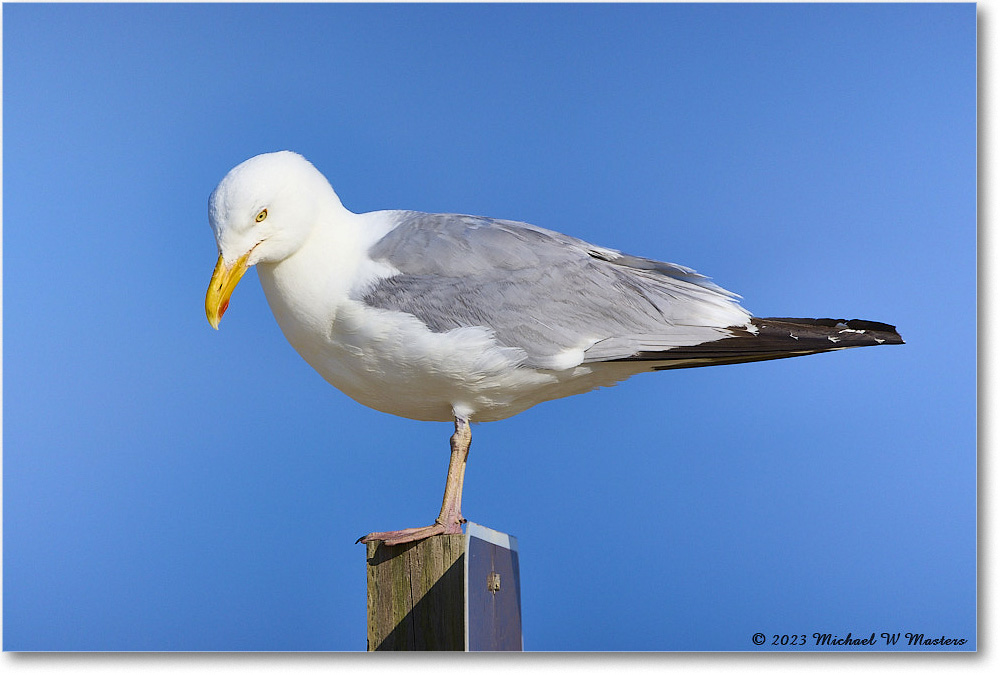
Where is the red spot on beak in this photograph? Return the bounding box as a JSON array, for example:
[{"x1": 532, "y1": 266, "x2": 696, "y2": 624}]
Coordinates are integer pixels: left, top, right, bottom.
[{"x1": 219, "y1": 298, "x2": 229, "y2": 319}]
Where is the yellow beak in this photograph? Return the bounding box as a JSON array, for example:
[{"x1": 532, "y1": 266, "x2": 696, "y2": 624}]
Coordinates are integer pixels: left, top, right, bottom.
[{"x1": 205, "y1": 252, "x2": 251, "y2": 329}]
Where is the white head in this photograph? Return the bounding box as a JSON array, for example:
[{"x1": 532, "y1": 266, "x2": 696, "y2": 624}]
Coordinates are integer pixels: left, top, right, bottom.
[{"x1": 205, "y1": 151, "x2": 343, "y2": 328}]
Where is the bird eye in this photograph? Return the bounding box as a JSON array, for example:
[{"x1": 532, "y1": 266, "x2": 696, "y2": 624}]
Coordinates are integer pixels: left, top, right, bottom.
[{"x1": 255, "y1": 209, "x2": 268, "y2": 223}]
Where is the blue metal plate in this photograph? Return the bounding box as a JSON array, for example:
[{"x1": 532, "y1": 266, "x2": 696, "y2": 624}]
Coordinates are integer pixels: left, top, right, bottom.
[{"x1": 465, "y1": 522, "x2": 523, "y2": 651}]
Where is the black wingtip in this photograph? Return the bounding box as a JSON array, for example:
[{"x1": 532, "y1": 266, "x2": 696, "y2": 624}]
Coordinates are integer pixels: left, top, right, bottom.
[
  {"x1": 759, "y1": 317, "x2": 904, "y2": 345},
  {"x1": 621, "y1": 315, "x2": 903, "y2": 371}
]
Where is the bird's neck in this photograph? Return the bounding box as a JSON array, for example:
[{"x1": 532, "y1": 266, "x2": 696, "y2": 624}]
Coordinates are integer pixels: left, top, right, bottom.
[{"x1": 256, "y1": 208, "x2": 368, "y2": 340}]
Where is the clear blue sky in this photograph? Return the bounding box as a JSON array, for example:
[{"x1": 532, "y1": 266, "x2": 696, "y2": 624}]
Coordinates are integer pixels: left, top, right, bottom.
[{"x1": 3, "y1": 3, "x2": 975, "y2": 651}]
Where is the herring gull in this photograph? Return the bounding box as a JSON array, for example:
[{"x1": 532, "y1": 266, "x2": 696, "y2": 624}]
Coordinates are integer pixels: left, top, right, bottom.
[{"x1": 205, "y1": 151, "x2": 903, "y2": 545}]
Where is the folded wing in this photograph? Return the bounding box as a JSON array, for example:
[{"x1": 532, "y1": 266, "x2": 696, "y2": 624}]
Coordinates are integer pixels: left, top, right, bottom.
[{"x1": 360, "y1": 212, "x2": 755, "y2": 369}]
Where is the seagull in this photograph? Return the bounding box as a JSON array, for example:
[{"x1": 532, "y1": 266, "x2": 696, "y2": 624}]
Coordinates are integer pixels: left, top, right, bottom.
[{"x1": 205, "y1": 151, "x2": 903, "y2": 546}]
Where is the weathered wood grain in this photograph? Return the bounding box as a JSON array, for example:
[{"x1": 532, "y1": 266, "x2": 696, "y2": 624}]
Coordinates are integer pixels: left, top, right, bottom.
[{"x1": 366, "y1": 535, "x2": 466, "y2": 651}]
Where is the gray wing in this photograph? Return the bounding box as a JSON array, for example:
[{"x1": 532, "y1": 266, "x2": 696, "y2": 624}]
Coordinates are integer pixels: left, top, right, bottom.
[{"x1": 359, "y1": 211, "x2": 752, "y2": 369}]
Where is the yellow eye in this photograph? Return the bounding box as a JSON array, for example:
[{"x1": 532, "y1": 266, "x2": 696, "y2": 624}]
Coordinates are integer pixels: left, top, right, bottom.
[{"x1": 255, "y1": 209, "x2": 268, "y2": 223}]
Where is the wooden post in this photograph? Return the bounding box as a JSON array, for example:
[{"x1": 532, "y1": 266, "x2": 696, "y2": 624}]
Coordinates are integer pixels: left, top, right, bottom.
[
  {"x1": 366, "y1": 534, "x2": 466, "y2": 651},
  {"x1": 366, "y1": 523, "x2": 522, "y2": 651}
]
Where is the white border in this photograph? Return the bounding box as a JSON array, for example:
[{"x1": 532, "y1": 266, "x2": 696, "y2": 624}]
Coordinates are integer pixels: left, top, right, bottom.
[{"x1": 465, "y1": 521, "x2": 519, "y2": 553}]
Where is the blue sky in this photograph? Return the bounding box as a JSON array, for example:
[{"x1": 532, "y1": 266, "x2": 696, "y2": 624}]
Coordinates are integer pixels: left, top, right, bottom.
[{"x1": 3, "y1": 3, "x2": 975, "y2": 651}]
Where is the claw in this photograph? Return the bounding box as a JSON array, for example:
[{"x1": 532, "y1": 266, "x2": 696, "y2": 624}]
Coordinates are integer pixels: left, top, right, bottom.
[{"x1": 357, "y1": 521, "x2": 462, "y2": 546}]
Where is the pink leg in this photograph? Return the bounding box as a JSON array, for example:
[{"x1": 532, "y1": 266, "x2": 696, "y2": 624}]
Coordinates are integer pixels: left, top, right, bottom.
[{"x1": 358, "y1": 417, "x2": 471, "y2": 546}]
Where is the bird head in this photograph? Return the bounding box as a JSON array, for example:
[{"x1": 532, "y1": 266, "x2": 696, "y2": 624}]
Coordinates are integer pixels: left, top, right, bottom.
[{"x1": 205, "y1": 151, "x2": 340, "y2": 329}]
